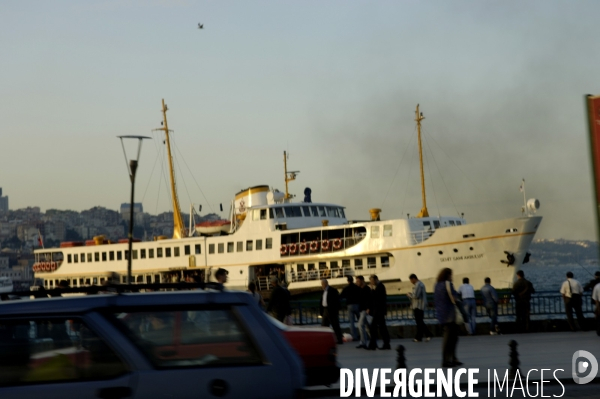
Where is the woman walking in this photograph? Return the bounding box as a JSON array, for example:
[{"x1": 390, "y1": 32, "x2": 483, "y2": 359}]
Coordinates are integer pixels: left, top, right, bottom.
[{"x1": 434, "y1": 268, "x2": 463, "y2": 368}]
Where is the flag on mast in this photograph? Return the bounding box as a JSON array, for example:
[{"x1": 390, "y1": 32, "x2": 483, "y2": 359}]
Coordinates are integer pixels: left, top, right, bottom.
[
  {"x1": 37, "y1": 229, "x2": 44, "y2": 248},
  {"x1": 519, "y1": 180, "x2": 524, "y2": 192}
]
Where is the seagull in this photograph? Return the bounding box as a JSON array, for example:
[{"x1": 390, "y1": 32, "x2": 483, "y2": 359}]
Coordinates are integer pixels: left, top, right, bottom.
[{"x1": 198, "y1": 23, "x2": 204, "y2": 29}]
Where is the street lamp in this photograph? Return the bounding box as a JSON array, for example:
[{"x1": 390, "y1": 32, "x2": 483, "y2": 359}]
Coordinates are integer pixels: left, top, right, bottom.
[{"x1": 118, "y1": 135, "x2": 151, "y2": 284}]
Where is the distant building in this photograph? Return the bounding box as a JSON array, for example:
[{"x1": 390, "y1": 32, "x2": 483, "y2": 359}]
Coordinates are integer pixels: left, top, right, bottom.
[
  {"x1": 120, "y1": 203, "x2": 144, "y2": 225},
  {"x1": 0, "y1": 188, "x2": 8, "y2": 212}
]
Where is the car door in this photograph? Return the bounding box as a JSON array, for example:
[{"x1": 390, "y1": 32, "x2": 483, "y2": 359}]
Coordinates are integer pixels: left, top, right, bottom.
[
  {"x1": 0, "y1": 315, "x2": 135, "y2": 399},
  {"x1": 108, "y1": 303, "x2": 301, "y2": 399}
]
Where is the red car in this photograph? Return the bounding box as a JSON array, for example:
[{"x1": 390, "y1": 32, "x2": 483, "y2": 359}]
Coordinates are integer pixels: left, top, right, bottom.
[{"x1": 268, "y1": 317, "x2": 340, "y2": 386}]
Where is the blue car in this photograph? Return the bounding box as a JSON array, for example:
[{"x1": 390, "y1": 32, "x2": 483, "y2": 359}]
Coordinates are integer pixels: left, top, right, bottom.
[{"x1": 0, "y1": 291, "x2": 305, "y2": 399}]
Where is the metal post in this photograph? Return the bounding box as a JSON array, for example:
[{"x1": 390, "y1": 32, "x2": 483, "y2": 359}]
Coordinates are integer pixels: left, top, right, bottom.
[{"x1": 127, "y1": 159, "x2": 138, "y2": 285}]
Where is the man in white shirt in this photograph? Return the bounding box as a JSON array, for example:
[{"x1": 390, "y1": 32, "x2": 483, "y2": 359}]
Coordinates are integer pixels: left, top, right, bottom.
[
  {"x1": 457, "y1": 277, "x2": 476, "y2": 335},
  {"x1": 408, "y1": 274, "x2": 432, "y2": 342},
  {"x1": 559, "y1": 271, "x2": 585, "y2": 331},
  {"x1": 592, "y1": 283, "x2": 600, "y2": 336}
]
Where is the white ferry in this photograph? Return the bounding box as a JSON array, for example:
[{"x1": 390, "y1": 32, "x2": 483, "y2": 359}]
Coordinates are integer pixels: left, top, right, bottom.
[{"x1": 33, "y1": 102, "x2": 542, "y2": 295}]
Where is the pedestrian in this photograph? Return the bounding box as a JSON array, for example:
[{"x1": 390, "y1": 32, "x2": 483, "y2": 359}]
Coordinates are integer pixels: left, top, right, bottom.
[
  {"x1": 434, "y1": 267, "x2": 463, "y2": 368},
  {"x1": 560, "y1": 271, "x2": 585, "y2": 331},
  {"x1": 214, "y1": 268, "x2": 228, "y2": 291},
  {"x1": 366, "y1": 275, "x2": 391, "y2": 350},
  {"x1": 248, "y1": 281, "x2": 265, "y2": 310},
  {"x1": 408, "y1": 274, "x2": 432, "y2": 342},
  {"x1": 458, "y1": 277, "x2": 477, "y2": 335},
  {"x1": 592, "y1": 282, "x2": 600, "y2": 336},
  {"x1": 512, "y1": 270, "x2": 535, "y2": 333},
  {"x1": 266, "y1": 276, "x2": 291, "y2": 322},
  {"x1": 355, "y1": 275, "x2": 372, "y2": 349},
  {"x1": 480, "y1": 277, "x2": 500, "y2": 335},
  {"x1": 320, "y1": 279, "x2": 344, "y2": 344},
  {"x1": 584, "y1": 271, "x2": 600, "y2": 306},
  {"x1": 340, "y1": 276, "x2": 361, "y2": 341}
]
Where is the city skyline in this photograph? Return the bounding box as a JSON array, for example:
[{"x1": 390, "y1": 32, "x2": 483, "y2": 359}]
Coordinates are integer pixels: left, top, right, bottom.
[{"x1": 2, "y1": 1, "x2": 600, "y2": 241}]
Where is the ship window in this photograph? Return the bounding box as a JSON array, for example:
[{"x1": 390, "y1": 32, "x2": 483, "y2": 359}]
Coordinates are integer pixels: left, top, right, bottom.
[
  {"x1": 371, "y1": 226, "x2": 380, "y2": 238},
  {"x1": 109, "y1": 251, "x2": 114, "y2": 261},
  {"x1": 310, "y1": 206, "x2": 319, "y2": 216},
  {"x1": 237, "y1": 241, "x2": 243, "y2": 252},
  {"x1": 194, "y1": 244, "x2": 201, "y2": 254},
  {"x1": 67, "y1": 254, "x2": 72, "y2": 263},
  {"x1": 95, "y1": 252, "x2": 100, "y2": 262},
  {"x1": 288, "y1": 206, "x2": 302, "y2": 217},
  {"x1": 218, "y1": 243, "x2": 224, "y2": 254},
  {"x1": 93, "y1": 277, "x2": 98, "y2": 285},
  {"x1": 209, "y1": 244, "x2": 215, "y2": 254},
  {"x1": 227, "y1": 242, "x2": 234, "y2": 253},
  {"x1": 297, "y1": 264, "x2": 305, "y2": 271},
  {"x1": 462, "y1": 234, "x2": 475, "y2": 238},
  {"x1": 133, "y1": 250, "x2": 138, "y2": 260},
  {"x1": 308, "y1": 263, "x2": 315, "y2": 271},
  {"x1": 269, "y1": 208, "x2": 274, "y2": 219},
  {"x1": 383, "y1": 225, "x2": 393, "y2": 237},
  {"x1": 449, "y1": 220, "x2": 455, "y2": 226},
  {"x1": 174, "y1": 247, "x2": 180, "y2": 257},
  {"x1": 302, "y1": 206, "x2": 310, "y2": 217},
  {"x1": 330, "y1": 261, "x2": 339, "y2": 269},
  {"x1": 266, "y1": 238, "x2": 273, "y2": 249},
  {"x1": 423, "y1": 221, "x2": 431, "y2": 228},
  {"x1": 165, "y1": 247, "x2": 171, "y2": 257},
  {"x1": 149, "y1": 249, "x2": 154, "y2": 258},
  {"x1": 253, "y1": 209, "x2": 261, "y2": 221},
  {"x1": 116, "y1": 251, "x2": 122, "y2": 261},
  {"x1": 327, "y1": 207, "x2": 339, "y2": 218},
  {"x1": 79, "y1": 278, "x2": 84, "y2": 285},
  {"x1": 246, "y1": 240, "x2": 253, "y2": 251},
  {"x1": 274, "y1": 207, "x2": 285, "y2": 218},
  {"x1": 381, "y1": 256, "x2": 390, "y2": 267},
  {"x1": 154, "y1": 275, "x2": 160, "y2": 283},
  {"x1": 260, "y1": 209, "x2": 268, "y2": 220},
  {"x1": 102, "y1": 252, "x2": 107, "y2": 262},
  {"x1": 456, "y1": 221, "x2": 462, "y2": 226},
  {"x1": 319, "y1": 262, "x2": 327, "y2": 270},
  {"x1": 354, "y1": 259, "x2": 363, "y2": 270},
  {"x1": 141, "y1": 249, "x2": 146, "y2": 259},
  {"x1": 157, "y1": 248, "x2": 163, "y2": 258},
  {"x1": 367, "y1": 257, "x2": 377, "y2": 269},
  {"x1": 342, "y1": 259, "x2": 350, "y2": 270},
  {"x1": 81, "y1": 253, "x2": 85, "y2": 263},
  {"x1": 125, "y1": 250, "x2": 129, "y2": 260},
  {"x1": 339, "y1": 208, "x2": 345, "y2": 218},
  {"x1": 318, "y1": 206, "x2": 326, "y2": 217},
  {"x1": 432, "y1": 220, "x2": 440, "y2": 229},
  {"x1": 256, "y1": 239, "x2": 263, "y2": 250},
  {"x1": 184, "y1": 245, "x2": 190, "y2": 255},
  {"x1": 74, "y1": 254, "x2": 78, "y2": 263}
]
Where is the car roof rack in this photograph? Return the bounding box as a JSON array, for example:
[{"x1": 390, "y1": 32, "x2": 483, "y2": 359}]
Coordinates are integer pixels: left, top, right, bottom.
[{"x1": 1, "y1": 282, "x2": 223, "y2": 301}]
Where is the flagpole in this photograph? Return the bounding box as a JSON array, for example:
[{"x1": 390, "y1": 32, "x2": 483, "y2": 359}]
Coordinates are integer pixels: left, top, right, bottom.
[
  {"x1": 38, "y1": 229, "x2": 44, "y2": 249},
  {"x1": 520, "y1": 179, "x2": 527, "y2": 215}
]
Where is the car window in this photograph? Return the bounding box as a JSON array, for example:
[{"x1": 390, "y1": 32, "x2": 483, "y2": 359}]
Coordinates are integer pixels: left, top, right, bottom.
[
  {"x1": 112, "y1": 308, "x2": 263, "y2": 369},
  {"x1": 0, "y1": 317, "x2": 126, "y2": 387}
]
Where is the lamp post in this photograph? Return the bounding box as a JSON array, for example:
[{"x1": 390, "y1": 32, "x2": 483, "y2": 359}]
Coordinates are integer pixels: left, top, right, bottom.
[{"x1": 118, "y1": 135, "x2": 151, "y2": 284}]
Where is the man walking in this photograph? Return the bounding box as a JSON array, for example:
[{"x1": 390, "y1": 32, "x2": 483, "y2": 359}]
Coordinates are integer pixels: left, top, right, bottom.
[
  {"x1": 340, "y1": 276, "x2": 361, "y2": 341},
  {"x1": 512, "y1": 270, "x2": 535, "y2": 333},
  {"x1": 355, "y1": 276, "x2": 371, "y2": 349},
  {"x1": 560, "y1": 272, "x2": 585, "y2": 331},
  {"x1": 266, "y1": 276, "x2": 291, "y2": 322},
  {"x1": 320, "y1": 279, "x2": 343, "y2": 344},
  {"x1": 480, "y1": 277, "x2": 500, "y2": 335},
  {"x1": 367, "y1": 275, "x2": 391, "y2": 350},
  {"x1": 458, "y1": 277, "x2": 477, "y2": 335},
  {"x1": 408, "y1": 274, "x2": 432, "y2": 342}
]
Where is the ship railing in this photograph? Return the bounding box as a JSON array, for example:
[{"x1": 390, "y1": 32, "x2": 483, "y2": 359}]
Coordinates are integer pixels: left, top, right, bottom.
[
  {"x1": 288, "y1": 291, "x2": 596, "y2": 325},
  {"x1": 290, "y1": 267, "x2": 354, "y2": 283},
  {"x1": 281, "y1": 235, "x2": 366, "y2": 257},
  {"x1": 410, "y1": 229, "x2": 434, "y2": 245}
]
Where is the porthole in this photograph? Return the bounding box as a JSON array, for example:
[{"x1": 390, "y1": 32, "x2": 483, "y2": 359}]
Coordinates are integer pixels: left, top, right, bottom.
[
  {"x1": 453, "y1": 249, "x2": 458, "y2": 253},
  {"x1": 438, "y1": 251, "x2": 443, "y2": 255},
  {"x1": 417, "y1": 252, "x2": 421, "y2": 256},
  {"x1": 469, "y1": 247, "x2": 474, "y2": 251}
]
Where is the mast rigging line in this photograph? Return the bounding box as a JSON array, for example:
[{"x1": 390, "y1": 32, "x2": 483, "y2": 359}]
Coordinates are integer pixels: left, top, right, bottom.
[
  {"x1": 422, "y1": 132, "x2": 459, "y2": 217},
  {"x1": 381, "y1": 125, "x2": 418, "y2": 210}
]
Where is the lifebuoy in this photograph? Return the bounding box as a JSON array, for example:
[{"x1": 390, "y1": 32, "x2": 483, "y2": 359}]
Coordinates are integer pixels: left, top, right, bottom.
[
  {"x1": 332, "y1": 238, "x2": 343, "y2": 250},
  {"x1": 310, "y1": 241, "x2": 319, "y2": 252},
  {"x1": 33, "y1": 265, "x2": 37, "y2": 273},
  {"x1": 280, "y1": 244, "x2": 288, "y2": 255},
  {"x1": 289, "y1": 243, "x2": 298, "y2": 255},
  {"x1": 321, "y1": 239, "x2": 330, "y2": 251},
  {"x1": 299, "y1": 242, "x2": 308, "y2": 254},
  {"x1": 51, "y1": 262, "x2": 56, "y2": 271},
  {"x1": 45, "y1": 263, "x2": 51, "y2": 272}
]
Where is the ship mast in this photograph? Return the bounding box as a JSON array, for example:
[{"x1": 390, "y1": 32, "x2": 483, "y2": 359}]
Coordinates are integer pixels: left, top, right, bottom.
[
  {"x1": 415, "y1": 104, "x2": 429, "y2": 218},
  {"x1": 154, "y1": 99, "x2": 185, "y2": 238},
  {"x1": 284, "y1": 151, "x2": 299, "y2": 201}
]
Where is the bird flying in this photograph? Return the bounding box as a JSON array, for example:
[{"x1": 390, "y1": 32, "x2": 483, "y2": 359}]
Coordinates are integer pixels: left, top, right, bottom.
[{"x1": 198, "y1": 23, "x2": 204, "y2": 29}]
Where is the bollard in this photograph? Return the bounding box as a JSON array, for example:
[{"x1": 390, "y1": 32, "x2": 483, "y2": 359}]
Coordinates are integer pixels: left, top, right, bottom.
[
  {"x1": 396, "y1": 345, "x2": 406, "y2": 369},
  {"x1": 508, "y1": 340, "x2": 520, "y2": 379}
]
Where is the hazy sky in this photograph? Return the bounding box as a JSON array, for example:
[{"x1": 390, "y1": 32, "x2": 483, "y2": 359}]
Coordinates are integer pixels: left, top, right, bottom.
[{"x1": 1, "y1": 1, "x2": 599, "y2": 241}]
